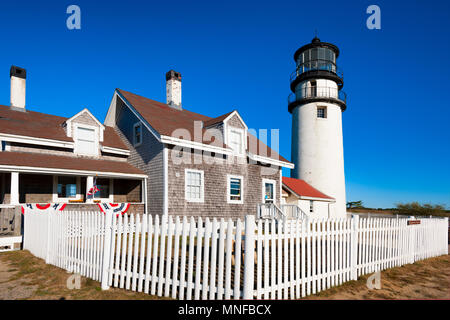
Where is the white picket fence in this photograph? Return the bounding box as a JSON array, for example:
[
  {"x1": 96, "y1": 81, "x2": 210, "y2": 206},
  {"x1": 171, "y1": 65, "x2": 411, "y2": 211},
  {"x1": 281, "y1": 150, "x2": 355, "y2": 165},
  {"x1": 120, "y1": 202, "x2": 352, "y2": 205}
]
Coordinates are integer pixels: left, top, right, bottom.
[{"x1": 23, "y1": 211, "x2": 448, "y2": 299}]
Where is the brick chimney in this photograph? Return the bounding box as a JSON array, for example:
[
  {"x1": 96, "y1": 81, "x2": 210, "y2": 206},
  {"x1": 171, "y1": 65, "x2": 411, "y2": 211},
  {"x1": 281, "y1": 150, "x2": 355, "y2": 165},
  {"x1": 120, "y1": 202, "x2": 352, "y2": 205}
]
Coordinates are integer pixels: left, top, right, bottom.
[
  {"x1": 10, "y1": 66, "x2": 26, "y2": 110},
  {"x1": 166, "y1": 70, "x2": 182, "y2": 110}
]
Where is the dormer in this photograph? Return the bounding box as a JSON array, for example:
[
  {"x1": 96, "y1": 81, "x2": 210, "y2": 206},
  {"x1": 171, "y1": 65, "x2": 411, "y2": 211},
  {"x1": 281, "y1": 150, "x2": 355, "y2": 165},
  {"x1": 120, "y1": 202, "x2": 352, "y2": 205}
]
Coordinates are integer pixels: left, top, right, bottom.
[
  {"x1": 63, "y1": 108, "x2": 105, "y2": 156},
  {"x1": 204, "y1": 110, "x2": 248, "y2": 156}
]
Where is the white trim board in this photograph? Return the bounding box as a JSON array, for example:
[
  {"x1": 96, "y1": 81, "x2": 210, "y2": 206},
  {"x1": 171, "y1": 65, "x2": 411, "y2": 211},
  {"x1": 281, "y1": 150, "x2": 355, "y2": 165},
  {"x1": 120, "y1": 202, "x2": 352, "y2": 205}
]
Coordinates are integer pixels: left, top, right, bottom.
[
  {"x1": 0, "y1": 133, "x2": 74, "y2": 149},
  {"x1": 0, "y1": 165, "x2": 147, "y2": 179}
]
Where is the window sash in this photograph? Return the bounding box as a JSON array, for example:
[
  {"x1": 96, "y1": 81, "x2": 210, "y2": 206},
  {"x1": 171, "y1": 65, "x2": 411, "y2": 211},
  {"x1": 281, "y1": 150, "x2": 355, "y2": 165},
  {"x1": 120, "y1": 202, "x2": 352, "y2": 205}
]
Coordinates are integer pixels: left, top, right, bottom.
[
  {"x1": 94, "y1": 179, "x2": 110, "y2": 199},
  {"x1": 57, "y1": 176, "x2": 78, "y2": 198},
  {"x1": 229, "y1": 177, "x2": 242, "y2": 201},
  {"x1": 186, "y1": 171, "x2": 203, "y2": 201},
  {"x1": 134, "y1": 124, "x2": 142, "y2": 145},
  {"x1": 229, "y1": 130, "x2": 243, "y2": 154}
]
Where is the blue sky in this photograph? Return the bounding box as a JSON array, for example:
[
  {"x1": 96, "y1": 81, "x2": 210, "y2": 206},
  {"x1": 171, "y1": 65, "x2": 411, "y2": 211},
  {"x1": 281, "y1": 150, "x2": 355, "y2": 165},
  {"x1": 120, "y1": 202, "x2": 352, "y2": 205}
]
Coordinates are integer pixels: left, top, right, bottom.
[{"x1": 0, "y1": 0, "x2": 449, "y2": 208}]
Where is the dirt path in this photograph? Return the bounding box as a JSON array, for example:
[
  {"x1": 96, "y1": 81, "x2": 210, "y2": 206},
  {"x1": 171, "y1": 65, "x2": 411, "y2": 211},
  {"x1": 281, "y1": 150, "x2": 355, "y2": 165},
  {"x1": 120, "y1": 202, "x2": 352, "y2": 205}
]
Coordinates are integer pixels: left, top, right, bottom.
[{"x1": 0, "y1": 254, "x2": 37, "y2": 300}]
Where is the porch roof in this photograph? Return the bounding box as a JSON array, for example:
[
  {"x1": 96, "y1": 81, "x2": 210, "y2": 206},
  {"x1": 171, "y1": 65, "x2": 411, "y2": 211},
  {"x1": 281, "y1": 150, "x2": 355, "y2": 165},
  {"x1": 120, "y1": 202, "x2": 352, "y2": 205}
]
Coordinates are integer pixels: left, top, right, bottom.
[
  {"x1": 282, "y1": 177, "x2": 334, "y2": 201},
  {"x1": 0, "y1": 152, "x2": 146, "y2": 178}
]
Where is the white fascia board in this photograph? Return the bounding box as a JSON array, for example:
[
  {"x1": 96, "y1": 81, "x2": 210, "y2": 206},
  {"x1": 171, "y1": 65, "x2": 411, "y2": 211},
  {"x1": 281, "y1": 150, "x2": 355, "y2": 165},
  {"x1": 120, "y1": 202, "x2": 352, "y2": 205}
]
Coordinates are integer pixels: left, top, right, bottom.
[
  {"x1": 115, "y1": 90, "x2": 162, "y2": 142},
  {"x1": 101, "y1": 146, "x2": 130, "y2": 156},
  {"x1": 299, "y1": 195, "x2": 335, "y2": 202},
  {"x1": 248, "y1": 152, "x2": 295, "y2": 169},
  {"x1": 0, "y1": 133, "x2": 74, "y2": 149},
  {"x1": 0, "y1": 165, "x2": 147, "y2": 179},
  {"x1": 160, "y1": 135, "x2": 233, "y2": 156}
]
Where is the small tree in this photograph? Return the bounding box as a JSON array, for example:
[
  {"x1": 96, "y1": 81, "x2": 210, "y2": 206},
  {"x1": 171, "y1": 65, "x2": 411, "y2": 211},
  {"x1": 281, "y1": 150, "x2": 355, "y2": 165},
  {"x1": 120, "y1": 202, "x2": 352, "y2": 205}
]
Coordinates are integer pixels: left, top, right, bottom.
[
  {"x1": 395, "y1": 202, "x2": 448, "y2": 217},
  {"x1": 347, "y1": 201, "x2": 364, "y2": 209}
]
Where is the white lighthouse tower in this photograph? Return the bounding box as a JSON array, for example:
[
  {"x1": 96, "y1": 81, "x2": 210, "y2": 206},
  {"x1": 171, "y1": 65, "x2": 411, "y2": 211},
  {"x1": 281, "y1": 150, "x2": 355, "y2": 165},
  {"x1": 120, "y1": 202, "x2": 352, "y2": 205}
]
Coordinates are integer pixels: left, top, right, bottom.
[{"x1": 289, "y1": 37, "x2": 347, "y2": 217}]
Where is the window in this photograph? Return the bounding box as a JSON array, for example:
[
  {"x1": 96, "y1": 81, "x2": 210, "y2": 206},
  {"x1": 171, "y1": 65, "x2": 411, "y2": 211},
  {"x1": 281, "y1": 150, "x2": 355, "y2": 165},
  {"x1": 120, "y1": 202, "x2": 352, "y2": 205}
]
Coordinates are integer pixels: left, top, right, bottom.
[
  {"x1": 185, "y1": 169, "x2": 204, "y2": 202},
  {"x1": 57, "y1": 176, "x2": 77, "y2": 198},
  {"x1": 76, "y1": 126, "x2": 96, "y2": 155},
  {"x1": 228, "y1": 128, "x2": 244, "y2": 155},
  {"x1": 94, "y1": 178, "x2": 111, "y2": 199},
  {"x1": 227, "y1": 175, "x2": 243, "y2": 204},
  {"x1": 309, "y1": 200, "x2": 314, "y2": 213},
  {"x1": 262, "y1": 179, "x2": 276, "y2": 204},
  {"x1": 133, "y1": 122, "x2": 142, "y2": 146},
  {"x1": 317, "y1": 107, "x2": 327, "y2": 119}
]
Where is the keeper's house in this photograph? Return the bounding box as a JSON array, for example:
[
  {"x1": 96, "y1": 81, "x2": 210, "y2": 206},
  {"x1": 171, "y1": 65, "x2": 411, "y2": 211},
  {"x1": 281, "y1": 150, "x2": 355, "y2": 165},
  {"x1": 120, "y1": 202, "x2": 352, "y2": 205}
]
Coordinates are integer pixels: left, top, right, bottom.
[
  {"x1": 1, "y1": 66, "x2": 333, "y2": 219},
  {"x1": 0, "y1": 67, "x2": 147, "y2": 213}
]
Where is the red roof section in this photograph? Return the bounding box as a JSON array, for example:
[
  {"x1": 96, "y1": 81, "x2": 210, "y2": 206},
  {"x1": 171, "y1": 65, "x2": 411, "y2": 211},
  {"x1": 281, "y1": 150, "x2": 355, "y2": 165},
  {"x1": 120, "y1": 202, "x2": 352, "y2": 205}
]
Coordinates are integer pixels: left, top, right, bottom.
[
  {"x1": 0, "y1": 105, "x2": 128, "y2": 151},
  {"x1": 117, "y1": 89, "x2": 290, "y2": 163},
  {"x1": 282, "y1": 177, "x2": 334, "y2": 200}
]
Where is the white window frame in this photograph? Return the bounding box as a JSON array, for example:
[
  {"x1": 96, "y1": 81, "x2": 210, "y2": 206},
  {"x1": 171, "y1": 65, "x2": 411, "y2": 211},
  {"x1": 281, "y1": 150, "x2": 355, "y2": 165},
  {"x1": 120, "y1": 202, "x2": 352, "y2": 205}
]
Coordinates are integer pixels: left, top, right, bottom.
[
  {"x1": 74, "y1": 123, "x2": 99, "y2": 156},
  {"x1": 93, "y1": 178, "x2": 114, "y2": 203},
  {"x1": 227, "y1": 128, "x2": 245, "y2": 156},
  {"x1": 185, "y1": 169, "x2": 204, "y2": 203},
  {"x1": 227, "y1": 174, "x2": 244, "y2": 204},
  {"x1": 53, "y1": 175, "x2": 82, "y2": 203},
  {"x1": 262, "y1": 178, "x2": 276, "y2": 204},
  {"x1": 133, "y1": 122, "x2": 143, "y2": 147}
]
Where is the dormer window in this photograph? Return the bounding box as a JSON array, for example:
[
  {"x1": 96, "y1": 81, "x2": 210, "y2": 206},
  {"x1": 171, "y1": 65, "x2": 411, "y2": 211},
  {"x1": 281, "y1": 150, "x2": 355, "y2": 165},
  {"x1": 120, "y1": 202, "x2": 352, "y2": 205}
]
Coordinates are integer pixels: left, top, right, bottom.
[
  {"x1": 228, "y1": 128, "x2": 244, "y2": 155},
  {"x1": 133, "y1": 122, "x2": 142, "y2": 146},
  {"x1": 75, "y1": 125, "x2": 98, "y2": 156}
]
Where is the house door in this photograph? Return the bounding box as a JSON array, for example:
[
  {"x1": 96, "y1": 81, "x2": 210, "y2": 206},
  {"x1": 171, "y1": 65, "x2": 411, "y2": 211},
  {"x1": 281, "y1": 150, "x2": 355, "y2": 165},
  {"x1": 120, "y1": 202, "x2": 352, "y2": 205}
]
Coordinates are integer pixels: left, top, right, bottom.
[{"x1": 263, "y1": 180, "x2": 276, "y2": 204}]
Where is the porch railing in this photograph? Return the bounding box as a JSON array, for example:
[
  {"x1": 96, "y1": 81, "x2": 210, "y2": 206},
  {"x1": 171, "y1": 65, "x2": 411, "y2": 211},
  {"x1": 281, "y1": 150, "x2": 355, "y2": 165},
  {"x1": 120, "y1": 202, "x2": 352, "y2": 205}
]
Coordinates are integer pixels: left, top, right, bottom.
[
  {"x1": 280, "y1": 204, "x2": 308, "y2": 220},
  {"x1": 257, "y1": 203, "x2": 286, "y2": 221}
]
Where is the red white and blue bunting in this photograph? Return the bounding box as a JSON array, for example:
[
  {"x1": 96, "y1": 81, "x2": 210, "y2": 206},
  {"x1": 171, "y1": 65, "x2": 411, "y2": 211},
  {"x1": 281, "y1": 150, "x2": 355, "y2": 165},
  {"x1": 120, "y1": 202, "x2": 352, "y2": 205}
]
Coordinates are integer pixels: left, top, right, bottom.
[
  {"x1": 97, "y1": 203, "x2": 130, "y2": 216},
  {"x1": 21, "y1": 203, "x2": 67, "y2": 214}
]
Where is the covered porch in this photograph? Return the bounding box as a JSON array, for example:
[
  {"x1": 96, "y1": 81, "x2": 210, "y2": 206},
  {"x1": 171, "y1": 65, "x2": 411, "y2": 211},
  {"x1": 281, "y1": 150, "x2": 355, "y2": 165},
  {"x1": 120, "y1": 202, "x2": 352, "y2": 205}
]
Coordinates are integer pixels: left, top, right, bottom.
[
  {"x1": 0, "y1": 151, "x2": 148, "y2": 214},
  {"x1": 0, "y1": 172, "x2": 147, "y2": 213}
]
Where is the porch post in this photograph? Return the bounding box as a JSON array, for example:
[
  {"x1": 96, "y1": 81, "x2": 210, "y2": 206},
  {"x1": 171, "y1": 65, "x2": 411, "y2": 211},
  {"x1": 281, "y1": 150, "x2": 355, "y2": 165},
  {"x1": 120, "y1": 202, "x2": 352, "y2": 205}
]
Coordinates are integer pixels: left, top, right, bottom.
[
  {"x1": 86, "y1": 176, "x2": 94, "y2": 203},
  {"x1": 10, "y1": 172, "x2": 19, "y2": 205},
  {"x1": 143, "y1": 178, "x2": 148, "y2": 214}
]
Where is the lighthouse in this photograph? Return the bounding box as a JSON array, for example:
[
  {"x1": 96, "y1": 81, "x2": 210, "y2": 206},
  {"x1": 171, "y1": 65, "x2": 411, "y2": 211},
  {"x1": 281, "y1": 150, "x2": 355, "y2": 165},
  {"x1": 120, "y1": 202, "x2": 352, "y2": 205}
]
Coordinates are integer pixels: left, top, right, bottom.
[{"x1": 289, "y1": 37, "x2": 347, "y2": 218}]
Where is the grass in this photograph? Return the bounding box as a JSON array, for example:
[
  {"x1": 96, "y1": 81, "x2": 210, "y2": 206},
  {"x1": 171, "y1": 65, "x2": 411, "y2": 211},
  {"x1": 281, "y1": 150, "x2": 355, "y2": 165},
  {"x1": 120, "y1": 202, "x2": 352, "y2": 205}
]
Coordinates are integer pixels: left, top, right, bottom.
[{"x1": 0, "y1": 250, "x2": 169, "y2": 300}]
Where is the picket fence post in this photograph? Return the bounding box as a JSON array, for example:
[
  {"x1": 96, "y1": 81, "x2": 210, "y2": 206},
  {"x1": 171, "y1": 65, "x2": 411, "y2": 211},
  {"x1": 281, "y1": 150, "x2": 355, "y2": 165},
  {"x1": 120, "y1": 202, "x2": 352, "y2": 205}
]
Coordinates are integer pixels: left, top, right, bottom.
[
  {"x1": 350, "y1": 215, "x2": 359, "y2": 280},
  {"x1": 101, "y1": 211, "x2": 113, "y2": 290},
  {"x1": 45, "y1": 209, "x2": 52, "y2": 264},
  {"x1": 243, "y1": 215, "x2": 255, "y2": 299}
]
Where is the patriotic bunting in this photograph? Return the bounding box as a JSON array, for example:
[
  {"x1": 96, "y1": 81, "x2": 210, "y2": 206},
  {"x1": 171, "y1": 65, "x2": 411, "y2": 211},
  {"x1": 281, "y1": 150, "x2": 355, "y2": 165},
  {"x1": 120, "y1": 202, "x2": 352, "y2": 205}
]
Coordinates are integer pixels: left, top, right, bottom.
[
  {"x1": 97, "y1": 203, "x2": 131, "y2": 216},
  {"x1": 21, "y1": 203, "x2": 67, "y2": 214}
]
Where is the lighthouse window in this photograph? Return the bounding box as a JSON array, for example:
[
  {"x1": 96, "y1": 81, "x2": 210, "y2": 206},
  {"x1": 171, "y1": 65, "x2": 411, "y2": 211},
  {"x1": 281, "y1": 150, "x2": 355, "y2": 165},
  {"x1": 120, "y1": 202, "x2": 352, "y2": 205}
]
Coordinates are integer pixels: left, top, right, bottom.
[{"x1": 317, "y1": 107, "x2": 327, "y2": 119}]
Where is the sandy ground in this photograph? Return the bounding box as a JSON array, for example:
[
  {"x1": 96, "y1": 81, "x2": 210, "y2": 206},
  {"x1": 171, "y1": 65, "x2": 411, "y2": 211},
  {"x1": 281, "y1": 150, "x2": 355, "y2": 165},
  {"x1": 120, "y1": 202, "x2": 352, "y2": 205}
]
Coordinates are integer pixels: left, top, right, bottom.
[
  {"x1": 0, "y1": 249, "x2": 449, "y2": 300},
  {"x1": 0, "y1": 256, "x2": 37, "y2": 300},
  {"x1": 305, "y1": 249, "x2": 450, "y2": 300},
  {"x1": 0, "y1": 250, "x2": 166, "y2": 300}
]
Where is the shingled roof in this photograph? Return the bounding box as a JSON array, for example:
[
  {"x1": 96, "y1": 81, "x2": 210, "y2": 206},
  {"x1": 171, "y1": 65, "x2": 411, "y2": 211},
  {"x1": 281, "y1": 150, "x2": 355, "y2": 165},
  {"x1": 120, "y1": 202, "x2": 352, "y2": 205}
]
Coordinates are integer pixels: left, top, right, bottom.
[
  {"x1": 117, "y1": 89, "x2": 290, "y2": 164},
  {"x1": 0, "y1": 151, "x2": 145, "y2": 176},
  {"x1": 0, "y1": 105, "x2": 128, "y2": 150},
  {"x1": 282, "y1": 177, "x2": 334, "y2": 200}
]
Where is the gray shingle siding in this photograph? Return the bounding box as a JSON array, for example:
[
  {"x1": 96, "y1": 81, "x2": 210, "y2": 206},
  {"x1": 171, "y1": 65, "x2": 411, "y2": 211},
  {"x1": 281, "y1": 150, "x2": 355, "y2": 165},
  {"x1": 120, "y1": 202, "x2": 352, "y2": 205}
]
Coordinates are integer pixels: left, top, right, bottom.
[
  {"x1": 167, "y1": 147, "x2": 281, "y2": 219},
  {"x1": 114, "y1": 99, "x2": 164, "y2": 215}
]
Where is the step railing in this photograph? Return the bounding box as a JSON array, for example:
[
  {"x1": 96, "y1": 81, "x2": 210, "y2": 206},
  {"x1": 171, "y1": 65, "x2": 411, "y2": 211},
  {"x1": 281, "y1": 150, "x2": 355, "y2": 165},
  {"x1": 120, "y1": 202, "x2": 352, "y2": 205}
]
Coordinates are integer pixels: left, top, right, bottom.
[
  {"x1": 257, "y1": 203, "x2": 286, "y2": 221},
  {"x1": 280, "y1": 204, "x2": 308, "y2": 220}
]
